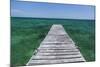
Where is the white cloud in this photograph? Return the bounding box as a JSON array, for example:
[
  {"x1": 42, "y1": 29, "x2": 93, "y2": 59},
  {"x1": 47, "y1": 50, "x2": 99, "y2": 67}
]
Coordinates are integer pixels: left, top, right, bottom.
[
  {"x1": 11, "y1": 9, "x2": 24, "y2": 13},
  {"x1": 11, "y1": 9, "x2": 26, "y2": 17}
]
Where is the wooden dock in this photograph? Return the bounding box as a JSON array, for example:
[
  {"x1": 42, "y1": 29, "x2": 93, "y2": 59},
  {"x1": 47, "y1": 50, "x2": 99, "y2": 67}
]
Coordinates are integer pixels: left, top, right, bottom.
[{"x1": 26, "y1": 24, "x2": 85, "y2": 66}]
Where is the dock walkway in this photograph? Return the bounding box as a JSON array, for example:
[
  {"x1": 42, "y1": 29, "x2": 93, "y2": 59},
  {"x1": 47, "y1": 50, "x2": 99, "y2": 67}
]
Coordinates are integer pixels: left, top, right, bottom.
[{"x1": 26, "y1": 24, "x2": 85, "y2": 65}]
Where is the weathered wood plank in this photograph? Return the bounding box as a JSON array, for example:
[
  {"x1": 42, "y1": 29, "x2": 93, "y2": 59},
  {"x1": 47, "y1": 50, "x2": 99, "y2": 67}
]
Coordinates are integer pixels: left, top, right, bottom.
[{"x1": 26, "y1": 24, "x2": 85, "y2": 66}]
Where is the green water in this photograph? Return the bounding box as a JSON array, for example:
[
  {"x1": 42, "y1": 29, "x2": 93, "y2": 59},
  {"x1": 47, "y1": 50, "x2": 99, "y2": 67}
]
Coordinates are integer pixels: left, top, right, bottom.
[{"x1": 11, "y1": 17, "x2": 95, "y2": 66}]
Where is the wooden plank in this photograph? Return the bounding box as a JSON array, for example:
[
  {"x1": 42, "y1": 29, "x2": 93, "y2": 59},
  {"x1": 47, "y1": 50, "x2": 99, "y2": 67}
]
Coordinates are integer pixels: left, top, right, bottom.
[{"x1": 26, "y1": 24, "x2": 85, "y2": 66}]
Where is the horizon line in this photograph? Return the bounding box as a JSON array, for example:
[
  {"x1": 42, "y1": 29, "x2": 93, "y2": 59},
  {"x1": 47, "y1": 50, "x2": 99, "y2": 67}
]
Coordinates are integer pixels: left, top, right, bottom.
[{"x1": 11, "y1": 16, "x2": 95, "y2": 20}]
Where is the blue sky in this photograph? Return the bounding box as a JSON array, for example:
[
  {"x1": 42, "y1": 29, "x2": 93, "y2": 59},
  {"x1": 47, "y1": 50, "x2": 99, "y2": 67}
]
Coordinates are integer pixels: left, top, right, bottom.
[{"x1": 11, "y1": 0, "x2": 95, "y2": 19}]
